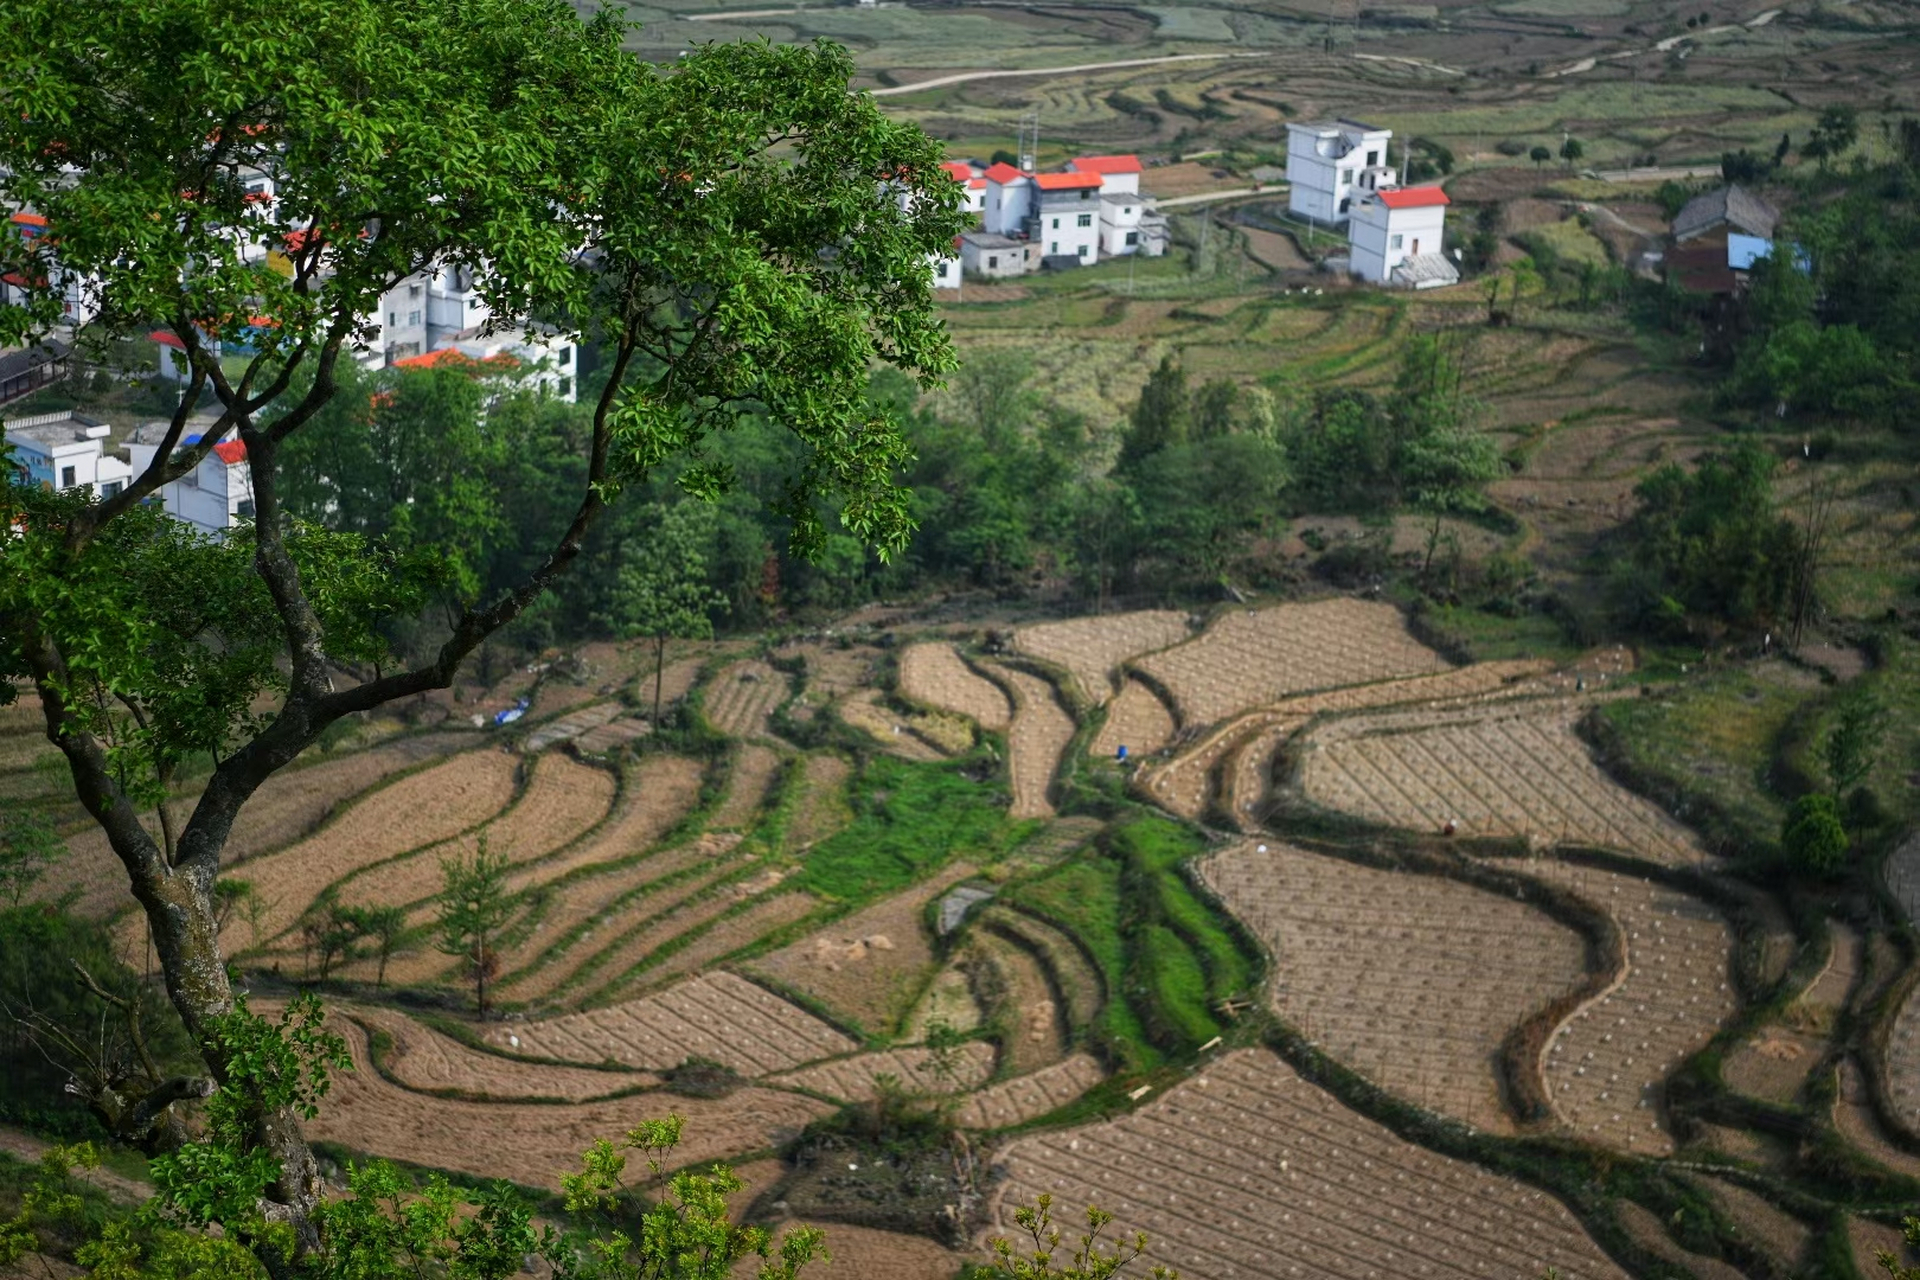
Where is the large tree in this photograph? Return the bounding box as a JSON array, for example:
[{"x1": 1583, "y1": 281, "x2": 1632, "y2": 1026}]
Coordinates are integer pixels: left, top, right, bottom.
[{"x1": 0, "y1": 0, "x2": 965, "y2": 1262}]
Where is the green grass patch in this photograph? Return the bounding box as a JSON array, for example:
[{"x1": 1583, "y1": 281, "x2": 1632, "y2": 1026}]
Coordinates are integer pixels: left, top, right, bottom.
[
  {"x1": 1519, "y1": 218, "x2": 1612, "y2": 268},
  {"x1": 1409, "y1": 603, "x2": 1584, "y2": 663},
  {"x1": 790, "y1": 753, "x2": 1037, "y2": 903},
  {"x1": 1018, "y1": 858, "x2": 1161, "y2": 1069}
]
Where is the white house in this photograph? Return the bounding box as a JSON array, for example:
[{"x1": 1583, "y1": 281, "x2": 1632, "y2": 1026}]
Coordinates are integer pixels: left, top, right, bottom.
[
  {"x1": 392, "y1": 326, "x2": 577, "y2": 402},
  {"x1": 930, "y1": 243, "x2": 963, "y2": 292},
  {"x1": 1068, "y1": 154, "x2": 1142, "y2": 196},
  {"x1": 3, "y1": 212, "x2": 102, "y2": 328},
  {"x1": 981, "y1": 162, "x2": 1034, "y2": 236},
  {"x1": 959, "y1": 232, "x2": 1036, "y2": 280},
  {"x1": 1026, "y1": 172, "x2": 1104, "y2": 265},
  {"x1": 1347, "y1": 186, "x2": 1456, "y2": 288},
  {"x1": 1285, "y1": 120, "x2": 1395, "y2": 225},
  {"x1": 124, "y1": 420, "x2": 255, "y2": 533},
  {"x1": 4, "y1": 411, "x2": 131, "y2": 496},
  {"x1": 940, "y1": 161, "x2": 987, "y2": 216}
]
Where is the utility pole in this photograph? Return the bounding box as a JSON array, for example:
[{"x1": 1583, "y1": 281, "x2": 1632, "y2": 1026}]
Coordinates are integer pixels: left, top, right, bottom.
[{"x1": 1018, "y1": 110, "x2": 1039, "y2": 173}]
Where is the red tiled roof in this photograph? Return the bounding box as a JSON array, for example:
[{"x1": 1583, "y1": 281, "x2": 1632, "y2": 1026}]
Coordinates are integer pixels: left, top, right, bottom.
[
  {"x1": 150, "y1": 330, "x2": 187, "y2": 351},
  {"x1": 1033, "y1": 171, "x2": 1103, "y2": 191},
  {"x1": 1376, "y1": 186, "x2": 1450, "y2": 209},
  {"x1": 392, "y1": 347, "x2": 471, "y2": 369},
  {"x1": 940, "y1": 161, "x2": 974, "y2": 181},
  {"x1": 10, "y1": 212, "x2": 48, "y2": 228},
  {"x1": 212, "y1": 440, "x2": 247, "y2": 465},
  {"x1": 983, "y1": 162, "x2": 1025, "y2": 185},
  {"x1": 1070, "y1": 154, "x2": 1142, "y2": 175}
]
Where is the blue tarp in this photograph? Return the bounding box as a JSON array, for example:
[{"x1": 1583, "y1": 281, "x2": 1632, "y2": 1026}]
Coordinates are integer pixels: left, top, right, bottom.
[{"x1": 1727, "y1": 233, "x2": 1772, "y2": 271}]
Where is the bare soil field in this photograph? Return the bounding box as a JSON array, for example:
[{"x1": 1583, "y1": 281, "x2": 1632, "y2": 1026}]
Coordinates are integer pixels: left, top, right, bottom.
[
  {"x1": 1012, "y1": 610, "x2": 1190, "y2": 704},
  {"x1": 1528, "y1": 859, "x2": 1736, "y2": 1155},
  {"x1": 1134, "y1": 599, "x2": 1448, "y2": 728},
  {"x1": 705, "y1": 661, "x2": 790, "y2": 738},
  {"x1": 341, "y1": 752, "x2": 615, "y2": 913},
  {"x1": 1885, "y1": 973, "x2": 1920, "y2": 1135},
  {"x1": 1201, "y1": 841, "x2": 1588, "y2": 1133},
  {"x1": 1088, "y1": 677, "x2": 1176, "y2": 761},
  {"x1": 1616, "y1": 1202, "x2": 1745, "y2": 1280},
  {"x1": 954, "y1": 1052, "x2": 1104, "y2": 1131},
  {"x1": 990, "y1": 665, "x2": 1072, "y2": 820},
  {"x1": 347, "y1": 1005, "x2": 657, "y2": 1100},
  {"x1": 310, "y1": 1016, "x2": 832, "y2": 1190},
  {"x1": 1834, "y1": 1059, "x2": 1920, "y2": 1179},
  {"x1": 974, "y1": 932, "x2": 1067, "y2": 1075},
  {"x1": 523, "y1": 701, "x2": 623, "y2": 753},
  {"x1": 727, "y1": 1223, "x2": 966, "y2": 1280},
  {"x1": 229, "y1": 748, "x2": 520, "y2": 949},
  {"x1": 1703, "y1": 1178, "x2": 1811, "y2": 1271},
  {"x1": 747, "y1": 864, "x2": 977, "y2": 1034},
  {"x1": 510, "y1": 753, "x2": 705, "y2": 889},
  {"x1": 712, "y1": 744, "x2": 784, "y2": 831},
  {"x1": 836, "y1": 689, "x2": 950, "y2": 762},
  {"x1": 50, "y1": 731, "x2": 468, "y2": 918},
  {"x1": 897, "y1": 642, "x2": 1010, "y2": 731},
  {"x1": 989, "y1": 1048, "x2": 1629, "y2": 1280},
  {"x1": 522, "y1": 859, "x2": 755, "y2": 1003},
  {"x1": 1721, "y1": 1028, "x2": 1823, "y2": 1105},
  {"x1": 595, "y1": 891, "x2": 819, "y2": 1002},
  {"x1": 485, "y1": 973, "x2": 857, "y2": 1075},
  {"x1": 1297, "y1": 699, "x2": 1704, "y2": 865},
  {"x1": 769, "y1": 1042, "x2": 996, "y2": 1101}
]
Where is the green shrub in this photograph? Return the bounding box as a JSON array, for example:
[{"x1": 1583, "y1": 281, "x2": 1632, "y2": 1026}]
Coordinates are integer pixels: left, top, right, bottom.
[{"x1": 1781, "y1": 793, "x2": 1848, "y2": 877}]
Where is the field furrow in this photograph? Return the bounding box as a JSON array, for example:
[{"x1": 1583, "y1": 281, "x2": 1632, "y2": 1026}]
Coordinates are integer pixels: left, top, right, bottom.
[
  {"x1": 348, "y1": 1005, "x2": 656, "y2": 1100},
  {"x1": 1090, "y1": 677, "x2": 1177, "y2": 762},
  {"x1": 1013, "y1": 610, "x2": 1191, "y2": 705},
  {"x1": 769, "y1": 1043, "x2": 996, "y2": 1100},
  {"x1": 898, "y1": 643, "x2": 1011, "y2": 731},
  {"x1": 487, "y1": 973, "x2": 856, "y2": 1075},
  {"x1": 226, "y1": 750, "x2": 520, "y2": 950},
  {"x1": 704, "y1": 661, "x2": 789, "y2": 738},
  {"x1": 1135, "y1": 599, "x2": 1446, "y2": 728},
  {"x1": 1201, "y1": 841, "x2": 1587, "y2": 1133},
  {"x1": 591, "y1": 891, "x2": 819, "y2": 1003},
  {"x1": 1526, "y1": 859, "x2": 1736, "y2": 1154},
  {"x1": 309, "y1": 1015, "x2": 830, "y2": 1191},
  {"x1": 508, "y1": 754, "x2": 703, "y2": 889},
  {"x1": 712, "y1": 744, "x2": 784, "y2": 832},
  {"x1": 993, "y1": 666, "x2": 1073, "y2": 820},
  {"x1": 990, "y1": 1048, "x2": 1628, "y2": 1280},
  {"x1": 954, "y1": 1053, "x2": 1105, "y2": 1130}
]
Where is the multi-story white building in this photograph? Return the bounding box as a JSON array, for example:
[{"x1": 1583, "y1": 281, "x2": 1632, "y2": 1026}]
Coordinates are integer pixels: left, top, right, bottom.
[
  {"x1": 1347, "y1": 186, "x2": 1457, "y2": 288},
  {"x1": 4, "y1": 411, "x2": 131, "y2": 496},
  {"x1": 1026, "y1": 172, "x2": 1104, "y2": 265},
  {"x1": 981, "y1": 162, "x2": 1034, "y2": 237},
  {"x1": 940, "y1": 161, "x2": 987, "y2": 216},
  {"x1": 125, "y1": 419, "x2": 255, "y2": 533},
  {"x1": 1285, "y1": 119, "x2": 1395, "y2": 225},
  {"x1": 1068, "y1": 154, "x2": 1142, "y2": 196}
]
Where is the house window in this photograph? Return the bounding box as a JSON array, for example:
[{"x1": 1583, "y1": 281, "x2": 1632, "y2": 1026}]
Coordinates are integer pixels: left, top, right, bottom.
[
  {"x1": 987, "y1": 255, "x2": 998, "y2": 269},
  {"x1": 559, "y1": 376, "x2": 572, "y2": 397},
  {"x1": 470, "y1": 298, "x2": 481, "y2": 310},
  {"x1": 1051, "y1": 217, "x2": 1060, "y2": 229},
  {"x1": 407, "y1": 309, "x2": 421, "y2": 326},
  {"x1": 1076, "y1": 213, "x2": 1093, "y2": 228},
  {"x1": 1124, "y1": 207, "x2": 1133, "y2": 215},
  {"x1": 557, "y1": 346, "x2": 571, "y2": 365},
  {"x1": 1077, "y1": 244, "x2": 1089, "y2": 258},
  {"x1": 1340, "y1": 168, "x2": 1354, "y2": 185},
  {"x1": 60, "y1": 465, "x2": 75, "y2": 488},
  {"x1": 1125, "y1": 231, "x2": 1139, "y2": 246},
  {"x1": 1390, "y1": 233, "x2": 1403, "y2": 250},
  {"x1": 101, "y1": 481, "x2": 122, "y2": 499},
  {"x1": 937, "y1": 262, "x2": 949, "y2": 278},
  {"x1": 236, "y1": 499, "x2": 255, "y2": 519},
  {"x1": 389, "y1": 312, "x2": 397, "y2": 326},
  {"x1": 1049, "y1": 241, "x2": 1059, "y2": 254},
  {"x1": 1366, "y1": 149, "x2": 1379, "y2": 166},
  {"x1": 409, "y1": 284, "x2": 422, "y2": 298},
  {"x1": 1411, "y1": 238, "x2": 1420, "y2": 255}
]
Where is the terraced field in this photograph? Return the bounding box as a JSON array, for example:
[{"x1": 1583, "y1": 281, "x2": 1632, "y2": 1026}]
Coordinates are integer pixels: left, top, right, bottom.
[
  {"x1": 705, "y1": 661, "x2": 789, "y2": 738},
  {"x1": 990, "y1": 1048, "x2": 1629, "y2": 1280},
  {"x1": 1088, "y1": 677, "x2": 1176, "y2": 761},
  {"x1": 769, "y1": 1042, "x2": 997, "y2": 1100},
  {"x1": 898, "y1": 642, "x2": 1011, "y2": 731},
  {"x1": 955, "y1": 1053, "x2": 1106, "y2": 1130},
  {"x1": 1526, "y1": 859, "x2": 1736, "y2": 1155},
  {"x1": 347, "y1": 1004, "x2": 657, "y2": 1101},
  {"x1": 836, "y1": 689, "x2": 950, "y2": 762},
  {"x1": 1201, "y1": 840, "x2": 1588, "y2": 1133},
  {"x1": 1298, "y1": 699, "x2": 1703, "y2": 864},
  {"x1": 991, "y1": 664, "x2": 1074, "y2": 820},
  {"x1": 1135, "y1": 599, "x2": 1448, "y2": 728},
  {"x1": 1012, "y1": 609, "x2": 1190, "y2": 704}
]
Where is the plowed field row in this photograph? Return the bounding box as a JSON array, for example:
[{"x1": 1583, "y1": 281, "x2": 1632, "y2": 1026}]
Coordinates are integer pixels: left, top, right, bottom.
[
  {"x1": 508, "y1": 753, "x2": 704, "y2": 890},
  {"x1": 1887, "y1": 986, "x2": 1920, "y2": 1136},
  {"x1": 728, "y1": 1223, "x2": 962, "y2": 1280},
  {"x1": 1527, "y1": 859, "x2": 1735, "y2": 1154},
  {"x1": 955, "y1": 1052, "x2": 1104, "y2": 1131},
  {"x1": 1088, "y1": 678, "x2": 1176, "y2": 761},
  {"x1": 349, "y1": 1005, "x2": 656, "y2": 1100},
  {"x1": 991, "y1": 1048, "x2": 1628, "y2": 1280},
  {"x1": 228, "y1": 749, "x2": 520, "y2": 950},
  {"x1": 898, "y1": 643, "x2": 1011, "y2": 731},
  {"x1": 1202, "y1": 841, "x2": 1588, "y2": 1133},
  {"x1": 340, "y1": 753, "x2": 615, "y2": 916},
  {"x1": 705, "y1": 661, "x2": 788, "y2": 738},
  {"x1": 1135, "y1": 599, "x2": 1447, "y2": 728},
  {"x1": 487, "y1": 973, "x2": 856, "y2": 1076},
  {"x1": 591, "y1": 891, "x2": 818, "y2": 1004},
  {"x1": 1299, "y1": 700, "x2": 1702, "y2": 864},
  {"x1": 975, "y1": 932, "x2": 1067, "y2": 1074},
  {"x1": 1013, "y1": 610, "x2": 1191, "y2": 704},
  {"x1": 992, "y1": 665, "x2": 1072, "y2": 820},
  {"x1": 770, "y1": 1042, "x2": 997, "y2": 1101},
  {"x1": 712, "y1": 744, "x2": 784, "y2": 831},
  {"x1": 309, "y1": 1015, "x2": 831, "y2": 1191}
]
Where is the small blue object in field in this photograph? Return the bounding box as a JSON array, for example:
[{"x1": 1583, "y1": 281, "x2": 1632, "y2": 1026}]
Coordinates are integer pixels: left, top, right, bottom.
[
  {"x1": 1116, "y1": 744, "x2": 1128, "y2": 761},
  {"x1": 494, "y1": 698, "x2": 530, "y2": 727}
]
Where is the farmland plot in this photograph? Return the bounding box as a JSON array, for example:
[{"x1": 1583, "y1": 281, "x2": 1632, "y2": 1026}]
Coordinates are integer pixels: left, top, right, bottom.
[
  {"x1": 785, "y1": 754, "x2": 853, "y2": 852},
  {"x1": 1298, "y1": 700, "x2": 1703, "y2": 865},
  {"x1": 837, "y1": 689, "x2": 948, "y2": 762},
  {"x1": 724, "y1": 1223, "x2": 963, "y2": 1280},
  {"x1": 226, "y1": 749, "x2": 519, "y2": 949},
  {"x1": 591, "y1": 890, "x2": 819, "y2": 1002},
  {"x1": 485, "y1": 972, "x2": 857, "y2": 1075},
  {"x1": 712, "y1": 744, "x2": 784, "y2": 831},
  {"x1": 508, "y1": 753, "x2": 704, "y2": 889},
  {"x1": 1089, "y1": 678, "x2": 1176, "y2": 761},
  {"x1": 747, "y1": 864, "x2": 977, "y2": 1033},
  {"x1": 898, "y1": 643, "x2": 1010, "y2": 731},
  {"x1": 1135, "y1": 599, "x2": 1446, "y2": 728},
  {"x1": 310, "y1": 1017, "x2": 831, "y2": 1190},
  {"x1": 347, "y1": 1005, "x2": 657, "y2": 1101},
  {"x1": 1013, "y1": 610, "x2": 1190, "y2": 704},
  {"x1": 705, "y1": 661, "x2": 789, "y2": 738},
  {"x1": 1527, "y1": 859, "x2": 1736, "y2": 1154},
  {"x1": 769, "y1": 1042, "x2": 996, "y2": 1100},
  {"x1": 990, "y1": 1048, "x2": 1629, "y2": 1280},
  {"x1": 1200, "y1": 841, "x2": 1587, "y2": 1133},
  {"x1": 991, "y1": 665, "x2": 1073, "y2": 820},
  {"x1": 974, "y1": 932, "x2": 1067, "y2": 1073},
  {"x1": 1886, "y1": 980, "x2": 1920, "y2": 1135},
  {"x1": 955, "y1": 1053, "x2": 1105, "y2": 1130},
  {"x1": 341, "y1": 753, "x2": 615, "y2": 912},
  {"x1": 523, "y1": 702, "x2": 623, "y2": 753}
]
